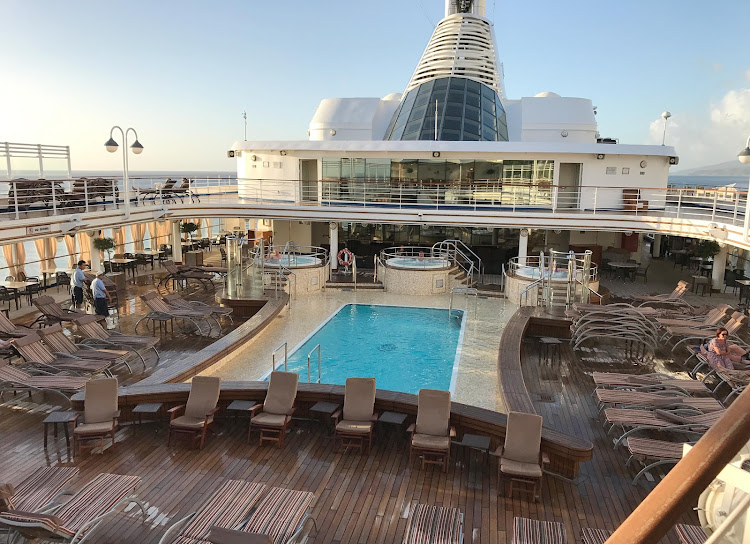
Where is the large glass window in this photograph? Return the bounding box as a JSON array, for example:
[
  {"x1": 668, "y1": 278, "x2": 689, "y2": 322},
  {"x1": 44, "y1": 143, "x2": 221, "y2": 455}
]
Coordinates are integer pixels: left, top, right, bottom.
[{"x1": 385, "y1": 76, "x2": 509, "y2": 142}]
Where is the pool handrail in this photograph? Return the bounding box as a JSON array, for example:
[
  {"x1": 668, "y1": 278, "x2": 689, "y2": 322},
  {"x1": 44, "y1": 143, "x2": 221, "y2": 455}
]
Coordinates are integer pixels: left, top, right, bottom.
[
  {"x1": 449, "y1": 287, "x2": 478, "y2": 318},
  {"x1": 272, "y1": 342, "x2": 288, "y2": 372},
  {"x1": 306, "y1": 344, "x2": 321, "y2": 384}
]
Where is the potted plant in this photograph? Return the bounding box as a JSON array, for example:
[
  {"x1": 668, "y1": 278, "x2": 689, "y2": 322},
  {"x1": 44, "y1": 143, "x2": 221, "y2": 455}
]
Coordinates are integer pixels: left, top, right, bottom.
[
  {"x1": 693, "y1": 239, "x2": 721, "y2": 260},
  {"x1": 92, "y1": 237, "x2": 116, "y2": 271},
  {"x1": 180, "y1": 222, "x2": 199, "y2": 246}
]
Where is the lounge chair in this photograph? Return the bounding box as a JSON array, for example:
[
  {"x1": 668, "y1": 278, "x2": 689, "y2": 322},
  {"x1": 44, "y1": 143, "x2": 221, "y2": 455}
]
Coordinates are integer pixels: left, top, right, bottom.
[
  {"x1": 707, "y1": 367, "x2": 750, "y2": 404},
  {"x1": 0, "y1": 311, "x2": 35, "y2": 338},
  {"x1": 595, "y1": 389, "x2": 723, "y2": 413},
  {"x1": 136, "y1": 177, "x2": 177, "y2": 204},
  {"x1": 163, "y1": 293, "x2": 233, "y2": 324},
  {"x1": 249, "y1": 370, "x2": 298, "y2": 448},
  {"x1": 164, "y1": 177, "x2": 199, "y2": 203},
  {"x1": 168, "y1": 375, "x2": 221, "y2": 449},
  {"x1": 157, "y1": 294, "x2": 221, "y2": 327},
  {"x1": 408, "y1": 389, "x2": 455, "y2": 472},
  {"x1": 512, "y1": 517, "x2": 567, "y2": 544},
  {"x1": 333, "y1": 377, "x2": 377, "y2": 454},
  {"x1": 624, "y1": 437, "x2": 688, "y2": 484},
  {"x1": 0, "y1": 466, "x2": 79, "y2": 512},
  {"x1": 157, "y1": 480, "x2": 267, "y2": 544},
  {"x1": 495, "y1": 411, "x2": 548, "y2": 501},
  {"x1": 137, "y1": 291, "x2": 211, "y2": 336},
  {"x1": 0, "y1": 362, "x2": 88, "y2": 405},
  {"x1": 634, "y1": 280, "x2": 691, "y2": 308},
  {"x1": 37, "y1": 323, "x2": 144, "y2": 373},
  {"x1": 11, "y1": 332, "x2": 114, "y2": 376},
  {"x1": 655, "y1": 304, "x2": 731, "y2": 328},
  {"x1": 603, "y1": 407, "x2": 724, "y2": 447},
  {"x1": 580, "y1": 528, "x2": 613, "y2": 544},
  {"x1": 238, "y1": 487, "x2": 316, "y2": 544},
  {"x1": 72, "y1": 314, "x2": 160, "y2": 362},
  {"x1": 160, "y1": 260, "x2": 215, "y2": 290},
  {"x1": 72, "y1": 377, "x2": 120, "y2": 455},
  {"x1": 402, "y1": 504, "x2": 463, "y2": 544},
  {"x1": 664, "y1": 312, "x2": 746, "y2": 352},
  {"x1": 30, "y1": 295, "x2": 96, "y2": 327},
  {"x1": 592, "y1": 372, "x2": 711, "y2": 395},
  {"x1": 0, "y1": 473, "x2": 144, "y2": 544},
  {"x1": 674, "y1": 524, "x2": 707, "y2": 544}
]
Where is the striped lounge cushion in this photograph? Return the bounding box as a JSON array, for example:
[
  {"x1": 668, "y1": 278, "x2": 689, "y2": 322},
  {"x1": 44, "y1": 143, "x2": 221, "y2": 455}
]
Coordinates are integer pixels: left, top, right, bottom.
[
  {"x1": 403, "y1": 504, "x2": 463, "y2": 544},
  {"x1": 54, "y1": 473, "x2": 141, "y2": 536},
  {"x1": 512, "y1": 517, "x2": 567, "y2": 544},
  {"x1": 675, "y1": 524, "x2": 707, "y2": 544},
  {"x1": 242, "y1": 487, "x2": 315, "y2": 544},
  {"x1": 11, "y1": 466, "x2": 79, "y2": 512},
  {"x1": 581, "y1": 527, "x2": 612, "y2": 544},
  {"x1": 182, "y1": 480, "x2": 267, "y2": 541}
]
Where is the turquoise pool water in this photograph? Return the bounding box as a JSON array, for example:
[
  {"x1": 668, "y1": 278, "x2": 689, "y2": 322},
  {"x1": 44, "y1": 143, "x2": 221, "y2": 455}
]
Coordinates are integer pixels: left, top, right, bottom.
[{"x1": 275, "y1": 304, "x2": 464, "y2": 394}]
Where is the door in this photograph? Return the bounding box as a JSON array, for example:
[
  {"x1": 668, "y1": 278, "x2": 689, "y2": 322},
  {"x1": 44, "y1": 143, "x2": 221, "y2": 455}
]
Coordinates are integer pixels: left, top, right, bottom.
[{"x1": 557, "y1": 163, "x2": 581, "y2": 209}]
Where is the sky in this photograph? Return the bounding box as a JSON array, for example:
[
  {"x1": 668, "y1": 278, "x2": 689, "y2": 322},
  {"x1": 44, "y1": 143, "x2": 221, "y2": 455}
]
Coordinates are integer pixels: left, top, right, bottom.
[{"x1": 2, "y1": 0, "x2": 749, "y2": 172}]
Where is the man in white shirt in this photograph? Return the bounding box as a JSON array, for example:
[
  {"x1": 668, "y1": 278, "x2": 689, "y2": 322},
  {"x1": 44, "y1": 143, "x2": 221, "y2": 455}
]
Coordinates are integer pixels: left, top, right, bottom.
[
  {"x1": 72, "y1": 260, "x2": 86, "y2": 308},
  {"x1": 91, "y1": 272, "x2": 112, "y2": 317}
]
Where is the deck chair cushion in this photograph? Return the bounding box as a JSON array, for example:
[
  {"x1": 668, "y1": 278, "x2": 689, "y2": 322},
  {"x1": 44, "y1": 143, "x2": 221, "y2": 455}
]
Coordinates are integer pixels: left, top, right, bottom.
[
  {"x1": 503, "y1": 411, "x2": 542, "y2": 464},
  {"x1": 411, "y1": 433, "x2": 451, "y2": 451},
  {"x1": 250, "y1": 413, "x2": 287, "y2": 428},
  {"x1": 500, "y1": 457, "x2": 542, "y2": 478},
  {"x1": 185, "y1": 376, "x2": 221, "y2": 420},
  {"x1": 415, "y1": 389, "x2": 450, "y2": 437},
  {"x1": 343, "y1": 377, "x2": 376, "y2": 422},
  {"x1": 84, "y1": 378, "x2": 118, "y2": 424},
  {"x1": 263, "y1": 371, "x2": 298, "y2": 415},
  {"x1": 336, "y1": 421, "x2": 373, "y2": 434}
]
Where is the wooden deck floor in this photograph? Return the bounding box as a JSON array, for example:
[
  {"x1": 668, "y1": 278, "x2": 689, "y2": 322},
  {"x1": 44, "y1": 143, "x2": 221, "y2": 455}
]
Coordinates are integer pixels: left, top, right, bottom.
[{"x1": 0, "y1": 344, "x2": 700, "y2": 544}]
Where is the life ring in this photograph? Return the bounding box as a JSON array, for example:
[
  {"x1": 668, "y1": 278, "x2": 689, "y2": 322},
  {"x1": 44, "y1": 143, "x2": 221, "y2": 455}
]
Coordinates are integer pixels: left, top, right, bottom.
[{"x1": 338, "y1": 248, "x2": 354, "y2": 266}]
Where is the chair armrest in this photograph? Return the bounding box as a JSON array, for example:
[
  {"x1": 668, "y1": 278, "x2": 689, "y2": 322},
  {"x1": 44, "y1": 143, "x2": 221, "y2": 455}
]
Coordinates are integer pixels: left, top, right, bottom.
[
  {"x1": 206, "y1": 407, "x2": 220, "y2": 421},
  {"x1": 248, "y1": 403, "x2": 263, "y2": 417},
  {"x1": 71, "y1": 412, "x2": 81, "y2": 429},
  {"x1": 331, "y1": 409, "x2": 342, "y2": 424},
  {"x1": 113, "y1": 410, "x2": 121, "y2": 423},
  {"x1": 449, "y1": 426, "x2": 456, "y2": 438},
  {"x1": 287, "y1": 405, "x2": 297, "y2": 417},
  {"x1": 168, "y1": 405, "x2": 186, "y2": 421},
  {"x1": 370, "y1": 412, "x2": 379, "y2": 422},
  {"x1": 406, "y1": 423, "x2": 415, "y2": 434},
  {"x1": 491, "y1": 446, "x2": 504, "y2": 457},
  {"x1": 541, "y1": 452, "x2": 550, "y2": 466}
]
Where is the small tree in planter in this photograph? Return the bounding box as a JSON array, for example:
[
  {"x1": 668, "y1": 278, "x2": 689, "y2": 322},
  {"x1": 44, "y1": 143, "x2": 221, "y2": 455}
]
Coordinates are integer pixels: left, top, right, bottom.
[
  {"x1": 180, "y1": 222, "x2": 199, "y2": 245},
  {"x1": 92, "y1": 237, "x2": 116, "y2": 270},
  {"x1": 693, "y1": 239, "x2": 721, "y2": 260}
]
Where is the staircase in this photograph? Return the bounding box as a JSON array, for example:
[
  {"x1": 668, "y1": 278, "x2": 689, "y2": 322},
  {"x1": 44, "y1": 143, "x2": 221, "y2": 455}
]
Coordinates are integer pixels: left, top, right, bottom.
[{"x1": 527, "y1": 250, "x2": 596, "y2": 314}]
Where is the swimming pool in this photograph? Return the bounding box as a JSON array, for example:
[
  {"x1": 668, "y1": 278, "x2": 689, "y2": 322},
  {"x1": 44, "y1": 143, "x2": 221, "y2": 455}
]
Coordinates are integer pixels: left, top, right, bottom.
[
  {"x1": 271, "y1": 304, "x2": 464, "y2": 394},
  {"x1": 386, "y1": 257, "x2": 451, "y2": 269}
]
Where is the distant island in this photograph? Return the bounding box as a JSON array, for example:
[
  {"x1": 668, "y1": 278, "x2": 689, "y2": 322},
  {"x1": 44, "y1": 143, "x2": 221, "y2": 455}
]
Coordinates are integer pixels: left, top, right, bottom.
[{"x1": 673, "y1": 160, "x2": 750, "y2": 177}]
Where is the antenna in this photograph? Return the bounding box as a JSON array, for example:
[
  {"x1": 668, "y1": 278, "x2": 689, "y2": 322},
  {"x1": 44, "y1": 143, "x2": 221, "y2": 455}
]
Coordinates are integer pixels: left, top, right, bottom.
[{"x1": 242, "y1": 111, "x2": 247, "y2": 141}]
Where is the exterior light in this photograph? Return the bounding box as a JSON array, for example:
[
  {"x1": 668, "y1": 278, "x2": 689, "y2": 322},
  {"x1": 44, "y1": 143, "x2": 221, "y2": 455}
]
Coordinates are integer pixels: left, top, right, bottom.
[
  {"x1": 596, "y1": 154, "x2": 605, "y2": 160},
  {"x1": 130, "y1": 140, "x2": 144, "y2": 154},
  {"x1": 739, "y1": 136, "x2": 750, "y2": 164},
  {"x1": 280, "y1": 150, "x2": 287, "y2": 156},
  {"x1": 661, "y1": 111, "x2": 672, "y2": 145},
  {"x1": 104, "y1": 138, "x2": 119, "y2": 153},
  {"x1": 433, "y1": 151, "x2": 441, "y2": 157}
]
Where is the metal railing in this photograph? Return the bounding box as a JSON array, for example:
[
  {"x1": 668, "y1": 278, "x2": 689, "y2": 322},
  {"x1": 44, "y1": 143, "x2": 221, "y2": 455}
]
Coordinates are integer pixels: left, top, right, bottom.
[
  {"x1": 272, "y1": 342, "x2": 288, "y2": 372},
  {"x1": 519, "y1": 279, "x2": 541, "y2": 306},
  {"x1": 306, "y1": 344, "x2": 321, "y2": 383},
  {"x1": 3, "y1": 176, "x2": 749, "y2": 239},
  {"x1": 449, "y1": 286, "x2": 478, "y2": 318},
  {"x1": 507, "y1": 254, "x2": 598, "y2": 282},
  {"x1": 433, "y1": 239, "x2": 484, "y2": 283}
]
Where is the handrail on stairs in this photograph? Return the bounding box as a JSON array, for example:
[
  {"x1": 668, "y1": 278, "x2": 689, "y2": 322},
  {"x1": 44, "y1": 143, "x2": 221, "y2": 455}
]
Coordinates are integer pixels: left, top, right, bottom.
[
  {"x1": 272, "y1": 342, "x2": 288, "y2": 372},
  {"x1": 449, "y1": 286, "x2": 478, "y2": 318},
  {"x1": 307, "y1": 344, "x2": 321, "y2": 383},
  {"x1": 432, "y1": 240, "x2": 484, "y2": 285},
  {"x1": 520, "y1": 279, "x2": 541, "y2": 306}
]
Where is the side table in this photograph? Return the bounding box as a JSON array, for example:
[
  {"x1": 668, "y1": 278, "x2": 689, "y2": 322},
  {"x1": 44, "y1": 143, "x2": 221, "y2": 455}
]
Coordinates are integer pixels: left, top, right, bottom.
[
  {"x1": 455, "y1": 433, "x2": 491, "y2": 470},
  {"x1": 132, "y1": 403, "x2": 164, "y2": 431},
  {"x1": 378, "y1": 411, "x2": 408, "y2": 438},
  {"x1": 226, "y1": 400, "x2": 258, "y2": 428},
  {"x1": 43, "y1": 411, "x2": 79, "y2": 449},
  {"x1": 538, "y1": 337, "x2": 562, "y2": 366},
  {"x1": 309, "y1": 401, "x2": 340, "y2": 434}
]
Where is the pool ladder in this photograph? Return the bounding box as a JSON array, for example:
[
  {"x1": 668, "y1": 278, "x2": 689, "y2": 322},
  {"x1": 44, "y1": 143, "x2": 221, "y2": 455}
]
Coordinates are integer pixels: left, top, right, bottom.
[
  {"x1": 272, "y1": 341, "x2": 322, "y2": 383},
  {"x1": 449, "y1": 287, "x2": 478, "y2": 318}
]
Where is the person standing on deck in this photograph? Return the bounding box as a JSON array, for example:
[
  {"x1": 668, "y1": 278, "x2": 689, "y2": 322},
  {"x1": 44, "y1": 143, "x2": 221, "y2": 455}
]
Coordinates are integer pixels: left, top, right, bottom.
[
  {"x1": 91, "y1": 272, "x2": 111, "y2": 317},
  {"x1": 72, "y1": 260, "x2": 86, "y2": 308}
]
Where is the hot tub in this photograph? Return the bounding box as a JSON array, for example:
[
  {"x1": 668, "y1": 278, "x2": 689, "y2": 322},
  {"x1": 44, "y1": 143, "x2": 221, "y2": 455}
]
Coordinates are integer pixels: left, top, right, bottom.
[
  {"x1": 386, "y1": 257, "x2": 451, "y2": 270},
  {"x1": 263, "y1": 255, "x2": 322, "y2": 268},
  {"x1": 515, "y1": 266, "x2": 583, "y2": 281}
]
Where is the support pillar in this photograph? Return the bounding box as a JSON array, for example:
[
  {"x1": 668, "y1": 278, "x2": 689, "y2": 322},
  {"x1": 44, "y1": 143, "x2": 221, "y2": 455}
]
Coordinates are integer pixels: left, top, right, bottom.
[
  {"x1": 171, "y1": 220, "x2": 183, "y2": 264},
  {"x1": 652, "y1": 234, "x2": 662, "y2": 258},
  {"x1": 518, "y1": 229, "x2": 528, "y2": 266},
  {"x1": 329, "y1": 222, "x2": 338, "y2": 271},
  {"x1": 711, "y1": 244, "x2": 728, "y2": 291},
  {"x1": 88, "y1": 234, "x2": 101, "y2": 274}
]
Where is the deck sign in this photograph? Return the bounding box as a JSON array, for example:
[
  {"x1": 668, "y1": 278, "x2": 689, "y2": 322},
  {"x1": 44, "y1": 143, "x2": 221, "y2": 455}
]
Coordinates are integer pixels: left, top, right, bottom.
[{"x1": 26, "y1": 225, "x2": 52, "y2": 235}]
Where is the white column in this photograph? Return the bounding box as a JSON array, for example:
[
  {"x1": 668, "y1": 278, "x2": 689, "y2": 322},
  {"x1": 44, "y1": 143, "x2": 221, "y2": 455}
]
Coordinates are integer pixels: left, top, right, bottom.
[
  {"x1": 171, "y1": 220, "x2": 183, "y2": 263},
  {"x1": 518, "y1": 229, "x2": 528, "y2": 266},
  {"x1": 88, "y1": 234, "x2": 101, "y2": 273},
  {"x1": 652, "y1": 234, "x2": 662, "y2": 258},
  {"x1": 712, "y1": 245, "x2": 728, "y2": 291},
  {"x1": 329, "y1": 222, "x2": 338, "y2": 271}
]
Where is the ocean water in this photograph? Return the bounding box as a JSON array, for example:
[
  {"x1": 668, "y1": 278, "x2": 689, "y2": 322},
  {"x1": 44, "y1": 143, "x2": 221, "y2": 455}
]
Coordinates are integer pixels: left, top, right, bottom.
[
  {"x1": 276, "y1": 304, "x2": 464, "y2": 394},
  {"x1": 669, "y1": 175, "x2": 748, "y2": 189}
]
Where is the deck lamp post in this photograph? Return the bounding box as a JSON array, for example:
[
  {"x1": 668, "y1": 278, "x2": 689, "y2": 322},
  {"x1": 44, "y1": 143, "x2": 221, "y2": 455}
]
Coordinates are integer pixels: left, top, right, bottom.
[
  {"x1": 661, "y1": 111, "x2": 671, "y2": 145},
  {"x1": 104, "y1": 126, "x2": 143, "y2": 219},
  {"x1": 739, "y1": 136, "x2": 750, "y2": 241}
]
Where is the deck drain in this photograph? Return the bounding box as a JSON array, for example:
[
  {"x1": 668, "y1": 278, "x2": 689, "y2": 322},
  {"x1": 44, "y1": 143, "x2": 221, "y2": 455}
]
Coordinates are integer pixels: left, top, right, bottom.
[
  {"x1": 378, "y1": 343, "x2": 398, "y2": 352},
  {"x1": 537, "y1": 393, "x2": 556, "y2": 403}
]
